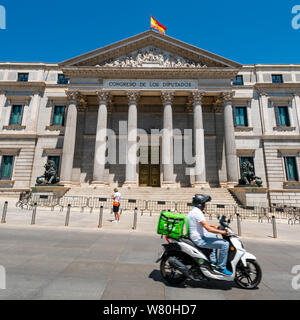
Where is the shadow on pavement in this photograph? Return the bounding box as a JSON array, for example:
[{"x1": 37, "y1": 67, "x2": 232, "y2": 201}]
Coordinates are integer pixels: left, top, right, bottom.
[{"x1": 149, "y1": 269, "x2": 244, "y2": 291}]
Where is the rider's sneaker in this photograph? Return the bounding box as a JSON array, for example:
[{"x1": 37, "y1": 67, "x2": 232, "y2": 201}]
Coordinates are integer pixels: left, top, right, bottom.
[
  {"x1": 210, "y1": 260, "x2": 217, "y2": 266},
  {"x1": 217, "y1": 267, "x2": 232, "y2": 276}
]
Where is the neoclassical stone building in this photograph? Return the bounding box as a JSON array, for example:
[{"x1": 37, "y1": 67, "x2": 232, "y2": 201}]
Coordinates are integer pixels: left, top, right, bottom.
[{"x1": 0, "y1": 30, "x2": 300, "y2": 206}]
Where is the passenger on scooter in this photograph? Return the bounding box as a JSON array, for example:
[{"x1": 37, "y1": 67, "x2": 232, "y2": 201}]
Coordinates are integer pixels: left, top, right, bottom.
[{"x1": 187, "y1": 194, "x2": 232, "y2": 276}]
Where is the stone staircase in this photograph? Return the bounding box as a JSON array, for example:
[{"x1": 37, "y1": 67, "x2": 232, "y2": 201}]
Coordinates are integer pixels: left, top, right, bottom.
[{"x1": 65, "y1": 186, "x2": 238, "y2": 206}]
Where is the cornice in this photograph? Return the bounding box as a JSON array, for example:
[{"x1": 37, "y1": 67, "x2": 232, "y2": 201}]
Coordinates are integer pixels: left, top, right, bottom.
[
  {"x1": 61, "y1": 67, "x2": 240, "y2": 80},
  {"x1": 255, "y1": 83, "x2": 300, "y2": 89},
  {"x1": 0, "y1": 81, "x2": 46, "y2": 88}
]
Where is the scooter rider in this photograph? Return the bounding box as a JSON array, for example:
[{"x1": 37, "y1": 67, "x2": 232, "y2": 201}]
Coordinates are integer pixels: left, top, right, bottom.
[{"x1": 187, "y1": 194, "x2": 232, "y2": 276}]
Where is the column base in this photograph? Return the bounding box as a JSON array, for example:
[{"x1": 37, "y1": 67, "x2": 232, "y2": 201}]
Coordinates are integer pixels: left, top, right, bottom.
[
  {"x1": 226, "y1": 181, "x2": 238, "y2": 188},
  {"x1": 90, "y1": 181, "x2": 109, "y2": 187},
  {"x1": 193, "y1": 181, "x2": 210, "y2": 189},
  {"x1": 161, "y1": 181, "x2": 177, "y2": 188},
  {"x1": 59, "y1": 181, "x2": 80, "y2": 187},
  {"x1": 123, "y1": 181, "x2": 138, "y2": 188}
]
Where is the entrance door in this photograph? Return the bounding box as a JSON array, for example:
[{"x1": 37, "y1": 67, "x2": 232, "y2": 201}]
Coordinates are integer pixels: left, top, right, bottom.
[{"x1": 139, "y1": 146, "x2": 160, "y2": 187}]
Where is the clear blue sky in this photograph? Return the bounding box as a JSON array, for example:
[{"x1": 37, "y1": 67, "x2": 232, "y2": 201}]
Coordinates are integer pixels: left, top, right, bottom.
[{"x1": 0, "y1": 0, "x2": 300, "y2": 64}]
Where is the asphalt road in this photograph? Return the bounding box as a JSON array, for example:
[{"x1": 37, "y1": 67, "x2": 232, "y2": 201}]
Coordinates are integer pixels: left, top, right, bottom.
[{"x1": 0, "y1": 224, "x2": 299, "y2": 300}]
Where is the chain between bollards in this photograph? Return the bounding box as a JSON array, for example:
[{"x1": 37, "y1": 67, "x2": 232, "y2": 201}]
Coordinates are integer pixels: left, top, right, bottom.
[
  {"x1": 1, "y1": 201, "x2": 8, "y2": 224},
  {"x1": 236, "y1": 213, "x2": 242, "y2": 236},
  {"x1": 65, "y1": 204, "x2": 71, "y2": 227},
  {"x1": 133, "y1": 207, "x2": 138, "y2": 230},
  {"x1": 98, "y1": 206, "x2": 104, "y2": 228},
  {"x1": 272, "y1": 215, "x2": 278, "y2": 238},
  {"x1": 31, "y1": 203, "x2": 37, "y2": 225}
]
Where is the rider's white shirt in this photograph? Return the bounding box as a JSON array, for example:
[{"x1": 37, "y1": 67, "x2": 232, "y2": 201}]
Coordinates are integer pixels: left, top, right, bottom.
[{"x1": 187, "y1": 207, "x2": 208, "y2": 241}]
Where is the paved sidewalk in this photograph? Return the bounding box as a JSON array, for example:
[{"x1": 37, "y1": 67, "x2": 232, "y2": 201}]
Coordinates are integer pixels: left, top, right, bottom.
[
  {"x1": 0, "y1": 202, "x2": 299, "y2": 300},
  {"x1": 0, "y1": 224, "x2": 299, "y2": 300}
]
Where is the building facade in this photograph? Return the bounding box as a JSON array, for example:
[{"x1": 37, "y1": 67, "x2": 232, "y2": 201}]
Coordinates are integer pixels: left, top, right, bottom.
[{"x1": 0, "y1": 30, "x2": 300, "y2": 206}]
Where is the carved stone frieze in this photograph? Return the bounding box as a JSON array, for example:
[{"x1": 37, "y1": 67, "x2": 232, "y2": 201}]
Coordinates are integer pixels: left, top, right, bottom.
[{"x1": 96, "y1": 47, "x2": 207, "y2": 69}]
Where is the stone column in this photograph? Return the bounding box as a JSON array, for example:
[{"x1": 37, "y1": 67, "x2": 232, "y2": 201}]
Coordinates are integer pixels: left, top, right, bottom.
[
  {"x1": 28, "y1": 90, "x2": 41, "y2": 132},
  {"x1": 161, "y1": 91, "x2": 176, "y2": 187},
  {"x1": 60, "y1": 91, "x2": 80, "y2": 184},
  {"x1": 124, "y1": 91, "x2": 139, "y2": 186},
  {"x1": 192, "y1": 91, "x2": 208, "y2": 187},
  {"x1": 222, "y1": 92, "x2": 238, "y2": 185},
  {"x1": 259, "y1": 92, "x2": 270, "y2": 134},
  {"x1": 0, "y1": 91, "x2": 6, "y2": 128},
  {"x1": 293, "y1": 93, "x2": 300, "y2": 129},
  {"x1": 92, "y1": 91, "x2": 111, "y2": 185},
  {"x1": 214, "y1": 100, "x2": 227, "y2": 186}
]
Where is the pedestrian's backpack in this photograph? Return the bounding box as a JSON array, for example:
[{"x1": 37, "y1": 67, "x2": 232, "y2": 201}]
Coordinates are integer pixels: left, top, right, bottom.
[{"x1": 157, "y1": 211, "x2": 189, "y2": 239}]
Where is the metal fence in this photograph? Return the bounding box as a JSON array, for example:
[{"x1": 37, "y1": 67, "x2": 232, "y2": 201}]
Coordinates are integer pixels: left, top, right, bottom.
[{"x1": 20, "y1": 194, "x2": 300, "y2": 223}]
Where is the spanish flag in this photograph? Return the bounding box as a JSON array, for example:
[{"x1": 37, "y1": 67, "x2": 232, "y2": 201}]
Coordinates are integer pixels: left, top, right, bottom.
[{"x1": 151, "y1": 16, "x2": 167, "y2": 35}]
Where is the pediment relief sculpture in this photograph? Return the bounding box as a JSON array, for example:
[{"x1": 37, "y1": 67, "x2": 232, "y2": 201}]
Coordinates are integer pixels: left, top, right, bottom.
[{"x1": 95, "y1": 47, "x2": 207, "y2": 69}]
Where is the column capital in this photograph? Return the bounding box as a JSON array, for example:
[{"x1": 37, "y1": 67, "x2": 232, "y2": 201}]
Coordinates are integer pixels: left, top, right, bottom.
[
  {"x1": 259, "y1": 91, "x2": 268, "y2": 97},
  {"x1": 127, "y1": 91, "x2": 140, "y2": 104},
  {"x1": 96, "y1": 90, "x2": 111, "y2": 104},
  {"x1": 65, "y1": 91, "x2": 87, "y2": 111},
  {"x1": 161, "y1": 91, "x2": 174, "y2": 105},
  {"x1": 213, "y1": 99, "x2": 223, "y2": 113},
  {"x1": 221, "y1": 91, "x2": 234, "y2": 103},
  {"x1": 66, "y1": 90, "x2": 80, "y2": 104},
  {"x1": 33, "y1": 90, "x2": 42, "y2": 96},
  {"x1": 191, "y1": 90, "x2": 205, "y2": 105}
]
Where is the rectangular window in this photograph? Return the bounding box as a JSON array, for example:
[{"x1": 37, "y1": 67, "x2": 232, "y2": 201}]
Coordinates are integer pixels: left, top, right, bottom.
[
  {"x1": 234, "y1": 107, "x2": 248, "y2": 127},
  {"x1": 233, "y1": 75, "x2": 244, "y2": 86},
  {"x1": 51, "y1": 106, "x2": 65, "y2": 126},
  {"x1": 240, "y1": 157, "x2": 255, "y2": 176},
  {"x1": 17, "y1": 73, "x2": 29, "y2": 82},
  {"x1": 272, "y1": 74, "x2": 283, "y2": 83},
  {"x1": 57, "y1": 74, "x2": 69, "y2": 85},
  {"x1": 284, "y1": 157, "x2": 299, "y2": 181},
  {"x1": 47, "y1": 156, "x2": 60, "y2": 173},
  {"x1": 0, "y1": 156, "x2": 14, "y2": 180},
  {"x1": 9, "y1": 105, "x2": 23, "y2": 125},
  {"x1": 275, "y1": 106, "x2": 290, "y2": 127}
]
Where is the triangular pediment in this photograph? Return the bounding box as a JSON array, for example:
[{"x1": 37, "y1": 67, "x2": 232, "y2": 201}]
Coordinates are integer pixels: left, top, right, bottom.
[{"x1": 60, "y1": 30, "x2": 241, "y2": 69}]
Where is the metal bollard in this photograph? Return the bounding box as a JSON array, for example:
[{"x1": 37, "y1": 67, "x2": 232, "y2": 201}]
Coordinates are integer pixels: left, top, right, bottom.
[
  {"x1": 65, "y1": 204, "x2": 71, "y2": 226},
  {"x1": 51, "y1": 205, "x2": 54, "y2": 212},
  {"x1": 98, "y1": 206, "x2": 104, "y2": 228},
  {"x1": 31, "y1": 203, "x2": 37, "y2": 225},
  {"x1": 236, "y1": 213, "x2": 242, "y2": 236},
  {"x1": 1, "y1": 201, "x2": 8, "y2": 223},
  {"x1": 272, "y1": 215, "x2": 278, "y2": 238},
  {"x1": 133, "y1": 207, "x2": 138, "y2": 230}
]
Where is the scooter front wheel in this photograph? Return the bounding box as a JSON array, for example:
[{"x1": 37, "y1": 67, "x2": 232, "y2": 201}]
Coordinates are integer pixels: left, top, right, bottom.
[{"x1": 235, "y1": 259, "x2": 262, "y2": 289}]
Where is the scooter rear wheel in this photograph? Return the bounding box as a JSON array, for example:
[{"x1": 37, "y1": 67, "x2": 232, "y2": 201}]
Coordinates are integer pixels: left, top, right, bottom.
[
  {"x1": 235, "y1": 259, "x2": 262, "y2": 289},
  {"x1": 160, "y1": 255, "x2": 187, "y2": 285}
]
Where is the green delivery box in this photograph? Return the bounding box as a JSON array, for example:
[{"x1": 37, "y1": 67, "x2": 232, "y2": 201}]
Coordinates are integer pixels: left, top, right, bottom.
[{"x1": 157, "y1": 211, "x2": 189, "y2": 239}]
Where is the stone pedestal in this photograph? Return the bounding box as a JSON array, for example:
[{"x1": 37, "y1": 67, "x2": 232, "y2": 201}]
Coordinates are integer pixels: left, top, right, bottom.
[
  {"x1": 31, "y1": 185, "x2": 70, "y2": 199},
  {"x1": 229, "y1": 187, "x2": 268, "y2": 207}
]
